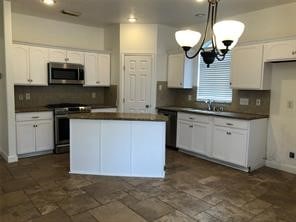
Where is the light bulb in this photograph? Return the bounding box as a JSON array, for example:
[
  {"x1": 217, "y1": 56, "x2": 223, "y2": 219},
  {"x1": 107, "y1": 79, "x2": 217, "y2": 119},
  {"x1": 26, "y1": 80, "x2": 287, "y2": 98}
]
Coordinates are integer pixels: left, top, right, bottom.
[{"x1": 41, "y1": 0, "x2": 56, "y2": 6}]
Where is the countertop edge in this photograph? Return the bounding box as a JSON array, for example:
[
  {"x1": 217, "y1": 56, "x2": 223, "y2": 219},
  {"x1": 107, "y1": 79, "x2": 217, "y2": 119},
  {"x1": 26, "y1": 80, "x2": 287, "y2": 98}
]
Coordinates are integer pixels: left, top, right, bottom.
[{"x1": 157, "y1": 106, "x2": 269, "y2": 120}]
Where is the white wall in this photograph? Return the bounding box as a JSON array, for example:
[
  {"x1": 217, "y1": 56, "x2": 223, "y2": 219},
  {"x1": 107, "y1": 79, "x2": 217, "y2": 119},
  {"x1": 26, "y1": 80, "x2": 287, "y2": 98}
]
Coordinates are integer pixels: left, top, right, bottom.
[
  {"x1": 120, "y1": 24, "x2": 158, "y2": 54},
  {"x1": 2, "y1": 0, "x2": 17, "y2": 162},
  {"x1": 104, "y1": 24, "x2": 120, "y2": 85},
  {"x1": 156, "y1": 24, "x2": 178, "y2": 81},
  {"x1": 266, "y1": 63, "x2": 296, "y2": 173},
  {"x1": 231, "y1": 2, "x2": 296, "y2": 44},
  {"x1": 11, "y1": 13, "x2": 104, "y2": 50},
  {"x1": 0, "y1": 0, "x2": 9, "y2": 159}
]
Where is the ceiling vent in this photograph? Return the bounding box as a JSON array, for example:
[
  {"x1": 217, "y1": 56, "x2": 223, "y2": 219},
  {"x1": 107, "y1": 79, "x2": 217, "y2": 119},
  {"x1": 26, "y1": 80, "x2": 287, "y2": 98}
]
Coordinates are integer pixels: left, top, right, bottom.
[{"x1": 61, "y1": 10, "x2": 81, "y2": 17}]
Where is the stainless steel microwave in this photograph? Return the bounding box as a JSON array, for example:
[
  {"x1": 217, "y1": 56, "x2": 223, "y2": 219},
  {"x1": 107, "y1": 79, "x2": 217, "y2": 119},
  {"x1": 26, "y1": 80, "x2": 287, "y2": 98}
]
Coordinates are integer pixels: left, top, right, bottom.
[{"x1": 48, "y1": 62, "x2": 85, "y2": 85}]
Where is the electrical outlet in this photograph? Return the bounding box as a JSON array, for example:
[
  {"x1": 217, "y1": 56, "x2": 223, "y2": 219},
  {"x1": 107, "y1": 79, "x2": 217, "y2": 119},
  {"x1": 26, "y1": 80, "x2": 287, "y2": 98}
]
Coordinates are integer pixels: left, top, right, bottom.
[
  {"x1": 287, "y1": 100, "x2": 294, "y2": 109},
  {"x1": 158, "y1": 84, "x2": 163, "y2": 91},
  {"x1": 240, "y1": 98, "x2": 249, "y2": 106},
  {"x1": 188, "y1": 95, "x2": 192, "y2": 101},
  {"x1": 91, "y1": 92, "x2": 96, "y2": 99},
  {"x1": 18, "y1": 94, "x2": 24, "y2": 101},
  {"x1": 289, "y1": 152, "x2": 295, "y2": 159},
  {"x1": 25, "y1": 93, "x2": 30, "y2": 100},
  {"x1": 256, "y1": 99, "x2": 261, "y2": 106}
]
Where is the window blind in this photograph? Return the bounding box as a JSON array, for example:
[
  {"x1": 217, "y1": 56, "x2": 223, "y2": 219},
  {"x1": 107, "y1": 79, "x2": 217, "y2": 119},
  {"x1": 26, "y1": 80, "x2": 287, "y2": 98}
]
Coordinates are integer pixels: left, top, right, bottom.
[{"x1": 197, "y1": 52, "x2": 232, "y2": 103}]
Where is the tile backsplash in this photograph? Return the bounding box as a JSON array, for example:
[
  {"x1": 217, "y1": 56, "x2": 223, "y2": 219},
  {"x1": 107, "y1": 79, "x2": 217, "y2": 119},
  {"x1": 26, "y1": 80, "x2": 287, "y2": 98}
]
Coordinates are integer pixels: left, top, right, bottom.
[
  {"x1": 15, "y1": 85, "x2": 118, "y2": 109},
  {"x1": 157, "y1": 81, "x2": 270, "y2": 115}
]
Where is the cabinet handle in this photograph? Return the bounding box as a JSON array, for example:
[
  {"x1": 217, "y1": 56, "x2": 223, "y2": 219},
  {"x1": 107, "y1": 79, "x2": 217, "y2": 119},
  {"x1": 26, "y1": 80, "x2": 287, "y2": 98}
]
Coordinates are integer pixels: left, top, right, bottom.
[
  {"x1": 226, "y1": 131, "x2": 232, "y2": 135},
  {"x1": 229, "y1": 82, "x2": 232, "y2": 86},
  {"x1": 189, "y1": 117, "x2": 194, "y2": 120},
  {"x1": 96, "y1": 81, "x2": 100, "y2": 84},
  {"x1": 226, "y1": 123, "x2": 233, "y2": 126},
  {"x1": 189, "y1": 125, "x2": 193, "y2": 128},
  {"x1": 32, "y1": 116, "x2": 40, "y2": 119},
  {"x1": 65, "y1": 58, "x2": 69, "y2": 62}
]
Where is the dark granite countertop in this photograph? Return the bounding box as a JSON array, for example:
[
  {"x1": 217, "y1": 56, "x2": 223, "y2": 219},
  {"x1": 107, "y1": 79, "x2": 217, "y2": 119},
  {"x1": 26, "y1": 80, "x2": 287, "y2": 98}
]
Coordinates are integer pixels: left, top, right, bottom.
[
  {"x1": 89, "y1": 105, "x2": 117, "y2": 109},
  {"x1": 15, "y1": 107, "x2": 53, "y2": 113},
  {"x1": 157, "y1": 106, "x2": 269, "y2": 120},
  {"x1": 68, "y1": 112, "x2": 168, "y2": 122},
  {"x1": 15, "y1": 104, "x2": 117, "y2": 113}
]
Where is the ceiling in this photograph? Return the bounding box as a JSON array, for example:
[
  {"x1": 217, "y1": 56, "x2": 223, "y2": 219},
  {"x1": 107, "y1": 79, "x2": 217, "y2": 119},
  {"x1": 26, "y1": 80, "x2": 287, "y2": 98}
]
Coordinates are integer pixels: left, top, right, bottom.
[{"x1": 11, "y1": 0, "x2": 296, "y2": 28}]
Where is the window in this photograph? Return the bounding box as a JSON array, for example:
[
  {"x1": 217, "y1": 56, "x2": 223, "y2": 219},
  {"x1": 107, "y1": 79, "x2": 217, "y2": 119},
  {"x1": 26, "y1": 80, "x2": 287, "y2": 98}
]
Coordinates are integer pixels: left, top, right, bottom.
[{"x1": 197, "y1": 42, "x2": 232, "y2": 103}]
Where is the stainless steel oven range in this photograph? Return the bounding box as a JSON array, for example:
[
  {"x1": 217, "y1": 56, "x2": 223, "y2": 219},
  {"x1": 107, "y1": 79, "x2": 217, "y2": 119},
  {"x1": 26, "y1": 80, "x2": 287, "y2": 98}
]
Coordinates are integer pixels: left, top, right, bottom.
[{"x1": 47, "y1": 103, "x2": 91, "y2": 153}]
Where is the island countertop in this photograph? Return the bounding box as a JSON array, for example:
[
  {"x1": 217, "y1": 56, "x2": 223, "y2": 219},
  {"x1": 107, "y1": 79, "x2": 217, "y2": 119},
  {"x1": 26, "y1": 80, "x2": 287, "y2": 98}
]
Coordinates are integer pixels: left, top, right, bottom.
[{"x1": 68, "y1": 112, "x2": 168, "y2": 122}]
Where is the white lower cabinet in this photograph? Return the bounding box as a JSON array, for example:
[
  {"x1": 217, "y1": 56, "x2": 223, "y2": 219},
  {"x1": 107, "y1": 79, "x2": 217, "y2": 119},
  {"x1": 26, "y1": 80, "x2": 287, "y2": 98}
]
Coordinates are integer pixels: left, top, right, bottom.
[
  {"x1": 177, "y1": 112, "x2": 268, "y2": 171},
  {"x1": 16, "y1": 112, "x2": 54, "y2": 156},
  {"x1": 212, "y1": 126, "x2": 248, "y2": 166},
  {"x1": 177, "y1": 113, "x2": 211, "y2": 156}
]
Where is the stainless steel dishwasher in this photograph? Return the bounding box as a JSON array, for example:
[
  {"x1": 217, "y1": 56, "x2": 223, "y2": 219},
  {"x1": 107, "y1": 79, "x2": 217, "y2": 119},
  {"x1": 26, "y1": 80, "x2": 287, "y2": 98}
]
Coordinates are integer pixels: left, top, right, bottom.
[{"x1": 158, "y1": 109, "x2": 177, "y2": 148}]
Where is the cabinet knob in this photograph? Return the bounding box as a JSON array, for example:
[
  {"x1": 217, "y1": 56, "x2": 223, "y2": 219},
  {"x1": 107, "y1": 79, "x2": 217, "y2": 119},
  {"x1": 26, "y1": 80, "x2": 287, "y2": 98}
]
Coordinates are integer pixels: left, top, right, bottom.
[
  {"x1": 65, "y1": 58, "x2": 69, "y2": 62},
  {"x1": 96, "y1": 81, "x2": 100, "y2": 84},
  {"x1": 226, "y1": 131, "x2": 232, "y2": 135},
  {"x1": 180, "y1": 83, "x2": 183, "y2": 86},
  {"x1": 189, "y1": 125, "x2": 193, "y2": 128}
]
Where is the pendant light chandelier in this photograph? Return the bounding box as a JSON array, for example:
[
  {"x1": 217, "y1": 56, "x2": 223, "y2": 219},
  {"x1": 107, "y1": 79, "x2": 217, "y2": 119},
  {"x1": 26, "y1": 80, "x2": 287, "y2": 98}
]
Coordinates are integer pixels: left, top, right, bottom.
[{"x1": 175, "y1": 0, "x2": 245, "y2": 67}]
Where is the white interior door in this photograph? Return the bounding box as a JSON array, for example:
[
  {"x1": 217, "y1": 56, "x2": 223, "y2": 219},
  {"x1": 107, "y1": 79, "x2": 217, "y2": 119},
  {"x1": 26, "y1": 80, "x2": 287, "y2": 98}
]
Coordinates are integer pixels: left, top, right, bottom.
[{"x1": 124, "y1": 55, "x2": 152, "y2": 113}]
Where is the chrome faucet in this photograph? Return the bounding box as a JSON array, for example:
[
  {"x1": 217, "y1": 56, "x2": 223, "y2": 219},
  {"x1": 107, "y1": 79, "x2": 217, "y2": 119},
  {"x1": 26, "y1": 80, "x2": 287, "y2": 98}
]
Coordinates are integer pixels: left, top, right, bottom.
[{"x1": 205, "y1": 99, "x2": 213, "y2": 111}]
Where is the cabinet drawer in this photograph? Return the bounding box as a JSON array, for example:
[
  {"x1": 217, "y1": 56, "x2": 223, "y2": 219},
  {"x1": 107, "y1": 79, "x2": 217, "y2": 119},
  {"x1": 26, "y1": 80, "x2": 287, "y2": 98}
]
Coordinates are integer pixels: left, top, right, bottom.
[
  {"x1": 178, "y1": 112, "x2": 210, "y2": 123},
  {"x1": 214, "y1": 117, "x2": 249, "y2": 130},
  {"x1": 16, "y1": 112, "x2": 53, "y2": 122}
]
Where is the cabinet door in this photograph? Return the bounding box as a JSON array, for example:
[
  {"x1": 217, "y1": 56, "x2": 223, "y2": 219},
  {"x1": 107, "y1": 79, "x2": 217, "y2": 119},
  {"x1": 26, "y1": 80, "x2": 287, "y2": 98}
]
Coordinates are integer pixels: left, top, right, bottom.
[
  {"x1": 177, "y1": 120, "x2": 192, "y2": 151},
  {"x1": 67, "y1": 51, "x2": 84, "y2": 64},
  {"x1": 16, "y1": 121, "x2": 36, "y2": 154},
  {"x1": 212, "y1": 126, "x2": 228, "y2": 162},
  {"x1": 231, "y1": 44, "x2": 264, "y2": 90},
  {"x1": 49, "y1": 49, "x2": 67, "y2": 63},
  {"x1": 35, "y1": 120, "x2": 54, "y2": 152},
  {"x1": 226, "y1": 128, "x2": 248, "y2": 166},
  {"x1": 167, "y1": 54, "x2": 184, "y2": 88},
  {"x1": 98, "y1": 54, "x2": 110, "y2": 86},
  {"x1": 212, "y1": 126, "x2": 248, "y2": 167},
  {"x1": 264, "y1": 40, "x2": 296, "y2": 62},
  {"x1": 84, "y1": 52, "x2": 99, "y2": 86},
  {"x1": 29, "y1": 46, "x2": 49, "y2": 86},
  {"x1": 11, "y1": 44, "x2": 30, "y2": 85},
  {"x1": 192, "y1": 122, "x2": 211, "y2": 155}
]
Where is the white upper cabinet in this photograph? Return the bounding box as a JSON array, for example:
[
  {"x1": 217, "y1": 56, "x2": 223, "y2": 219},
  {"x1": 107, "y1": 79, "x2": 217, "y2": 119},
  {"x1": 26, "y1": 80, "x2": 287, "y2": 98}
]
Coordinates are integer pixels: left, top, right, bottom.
[
  {"x1": 11, "y1": 44, "x2": 30, "y2": 85},
  {"x1": 67, "y1": 51, "x2": 85, "y2": 64},
  {"x1": 84, "y1": 52, "x2": 111, "y2": 87},
  {"x1": 29, "y1": 46, "x2": 49, "y2": 85},
  {"x1": 49, "y1": 49, "x2": 67, "y2": 63},
  {"x1": 12, "y1": 44, "x2": 48, "y2": 86},
  {"x1": 231, "y1": 44, "x2": 271, "y2": 90},
  {"x1": 49, "y1": 49, "x2": 84, "y2": 64},
  {"x1": 264, "y1": 40, "x2": 296, "y2": 62},
  {"x1": 167, "y1": 53, "x2": 193, "y2": 89},
  {"x1": 98, "y1": 54, "x2": 111, "y2": 86}
]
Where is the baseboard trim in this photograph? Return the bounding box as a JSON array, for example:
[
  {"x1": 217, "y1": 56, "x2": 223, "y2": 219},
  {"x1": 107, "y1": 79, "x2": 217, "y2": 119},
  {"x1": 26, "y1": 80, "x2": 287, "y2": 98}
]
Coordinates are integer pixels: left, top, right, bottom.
[
  {"x1": 265, "y1": 160, "x2": 296, "y2": 174},
  {"x1": 0, "y1": 150, "x2": 18, "y2": 163}
]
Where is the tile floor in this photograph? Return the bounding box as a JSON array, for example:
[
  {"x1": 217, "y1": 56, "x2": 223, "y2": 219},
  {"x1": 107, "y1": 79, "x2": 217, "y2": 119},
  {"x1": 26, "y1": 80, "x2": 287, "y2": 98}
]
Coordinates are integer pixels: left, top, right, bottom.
[{"x1": 0, "y1": 149, "x2": 296, "y2": 222}]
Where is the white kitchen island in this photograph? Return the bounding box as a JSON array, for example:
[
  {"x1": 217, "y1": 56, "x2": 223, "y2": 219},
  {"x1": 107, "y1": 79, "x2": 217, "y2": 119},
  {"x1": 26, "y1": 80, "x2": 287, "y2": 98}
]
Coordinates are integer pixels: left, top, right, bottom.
[{"x1": 69, "y1": 112, "x2": 167, "y2": 178}]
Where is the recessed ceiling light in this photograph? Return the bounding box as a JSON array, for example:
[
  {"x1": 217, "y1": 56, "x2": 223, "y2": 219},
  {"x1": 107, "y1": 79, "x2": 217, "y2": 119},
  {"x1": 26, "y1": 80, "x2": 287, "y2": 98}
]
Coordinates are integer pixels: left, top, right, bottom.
[
  {"x1": 195, "y1": 13, "x2": 206, "y2": 17},
  {"x1": 128, "y1": 16, "x2": 137, "y2": 23},
  {"x1": 61, "y1": 10, "x2": 81, "y2": 17},
  {"x1": 196, "y1": 0, "x2": 205, "y2": 2},
  {"x1": 41, "y1": 0, "x2": 56, "y2": 6}
]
